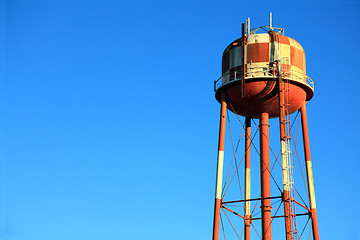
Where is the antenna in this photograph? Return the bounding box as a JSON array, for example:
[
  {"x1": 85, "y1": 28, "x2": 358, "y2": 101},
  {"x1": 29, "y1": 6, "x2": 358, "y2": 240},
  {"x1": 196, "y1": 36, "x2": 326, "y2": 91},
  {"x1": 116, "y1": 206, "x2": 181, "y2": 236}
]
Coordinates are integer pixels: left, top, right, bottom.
[
  {"x1": 246, "y1": 18, "x2": 251, "y2": 35},
  {"x1": 269, "y1": 12, "x2": 273, "y2": 30}
]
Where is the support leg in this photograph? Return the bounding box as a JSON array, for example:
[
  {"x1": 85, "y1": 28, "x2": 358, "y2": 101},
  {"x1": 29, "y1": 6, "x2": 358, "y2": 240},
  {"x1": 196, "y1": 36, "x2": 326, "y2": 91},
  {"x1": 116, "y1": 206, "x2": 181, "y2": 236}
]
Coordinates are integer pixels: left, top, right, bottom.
[
  {"x1": 212, "y1": 93, "x2": 227, "y2": 240},
  {"x1": 244, "y1": 117, "x2": 251, "y2": 240},
  {"x1": 300, "y1": 104, "x2": 320, "y2": 240},
  {"x1": 260, "y1": 112, "x2": 272, "y2": 240}
]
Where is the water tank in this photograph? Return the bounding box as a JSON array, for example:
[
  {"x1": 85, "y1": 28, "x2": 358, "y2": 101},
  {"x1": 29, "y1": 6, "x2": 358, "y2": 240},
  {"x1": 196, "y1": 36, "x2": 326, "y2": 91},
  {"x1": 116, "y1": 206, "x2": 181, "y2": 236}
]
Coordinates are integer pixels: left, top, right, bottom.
[{"x1": 215, "y1": 32, "x2": 314, "y2": 118}]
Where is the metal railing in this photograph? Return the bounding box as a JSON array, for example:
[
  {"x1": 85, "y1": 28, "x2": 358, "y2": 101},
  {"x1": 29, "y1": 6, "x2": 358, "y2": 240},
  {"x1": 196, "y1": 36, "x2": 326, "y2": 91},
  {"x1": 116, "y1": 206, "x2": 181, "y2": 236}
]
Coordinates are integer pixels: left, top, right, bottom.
[
  {"x1": 306, "y1": 76, "x2": 314, "y2": 89},
  {"x1": 214, "y1": 66, "x2": 314, "y2": 92}
]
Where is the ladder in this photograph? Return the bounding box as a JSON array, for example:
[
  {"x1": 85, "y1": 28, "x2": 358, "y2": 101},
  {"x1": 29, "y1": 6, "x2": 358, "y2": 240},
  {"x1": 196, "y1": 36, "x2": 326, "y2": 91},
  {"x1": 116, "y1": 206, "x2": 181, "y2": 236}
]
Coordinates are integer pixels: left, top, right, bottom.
[{"x1": 274, "y1": 33, "x2": 298, "y2": 239}]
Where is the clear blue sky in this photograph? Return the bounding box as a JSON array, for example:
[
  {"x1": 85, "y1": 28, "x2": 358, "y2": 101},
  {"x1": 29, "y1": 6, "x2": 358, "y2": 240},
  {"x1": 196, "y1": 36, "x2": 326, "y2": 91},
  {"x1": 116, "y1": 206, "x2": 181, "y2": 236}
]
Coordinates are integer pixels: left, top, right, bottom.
[{"x1": 0, "y1": 0, "x2": 359, "y2": 239}]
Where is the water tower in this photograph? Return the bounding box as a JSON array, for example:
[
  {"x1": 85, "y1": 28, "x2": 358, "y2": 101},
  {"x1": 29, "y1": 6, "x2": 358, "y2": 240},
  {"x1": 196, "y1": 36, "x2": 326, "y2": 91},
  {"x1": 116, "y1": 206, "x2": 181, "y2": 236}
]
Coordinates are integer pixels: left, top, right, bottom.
[{"x1": 212, "y1": 14, "x2": 320, "y2": 240}]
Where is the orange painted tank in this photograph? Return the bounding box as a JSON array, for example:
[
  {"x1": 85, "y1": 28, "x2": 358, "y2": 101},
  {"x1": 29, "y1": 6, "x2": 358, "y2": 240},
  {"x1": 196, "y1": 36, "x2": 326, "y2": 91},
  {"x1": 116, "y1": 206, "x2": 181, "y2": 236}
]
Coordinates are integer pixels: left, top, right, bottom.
[{"x1": 215, "y1": 32, "x2": 314, "y2": 119}]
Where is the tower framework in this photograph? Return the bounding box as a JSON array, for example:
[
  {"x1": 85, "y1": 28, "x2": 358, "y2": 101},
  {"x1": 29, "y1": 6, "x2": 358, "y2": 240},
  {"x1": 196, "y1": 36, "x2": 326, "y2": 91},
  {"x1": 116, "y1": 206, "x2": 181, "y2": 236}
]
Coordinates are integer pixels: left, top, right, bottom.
[{"x1": 212, "y1": 16, "x2": 319, "y2": 240}]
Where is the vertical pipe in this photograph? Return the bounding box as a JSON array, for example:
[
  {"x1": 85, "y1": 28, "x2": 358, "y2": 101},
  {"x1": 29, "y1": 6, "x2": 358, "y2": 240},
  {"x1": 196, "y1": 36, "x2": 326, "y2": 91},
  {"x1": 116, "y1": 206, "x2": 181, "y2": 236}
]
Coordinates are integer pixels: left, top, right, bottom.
[
  {"x1": 300, "y1": 104, "x2": 320, "y2": 240},
  {"x1": 244, "y1": 117, "x2": 251, "y2": 240},
  {"x1": 278, "y1": 74, "x2": 293, "y2": 240},
  {"x1": 212, "y1": 93, "x2": 227, "y2": 240},
  {"x1": 241, "y1": 22, "x2": 245, "y2": 98},
  {"x1": 260, "y1": 112, "x2": 272, "y2": 240}
]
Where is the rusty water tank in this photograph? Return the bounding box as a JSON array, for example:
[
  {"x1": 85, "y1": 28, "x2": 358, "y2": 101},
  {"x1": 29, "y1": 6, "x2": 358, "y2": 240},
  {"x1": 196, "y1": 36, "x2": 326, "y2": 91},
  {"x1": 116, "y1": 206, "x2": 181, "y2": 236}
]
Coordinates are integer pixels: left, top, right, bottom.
[{"x1": 215, "y1": 32, "x2": 314, "y2": 119}]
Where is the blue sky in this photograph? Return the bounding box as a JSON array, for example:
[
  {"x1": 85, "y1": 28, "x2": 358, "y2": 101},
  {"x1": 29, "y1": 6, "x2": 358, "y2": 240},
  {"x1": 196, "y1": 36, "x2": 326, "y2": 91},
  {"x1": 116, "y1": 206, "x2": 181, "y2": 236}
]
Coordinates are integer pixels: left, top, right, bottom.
[{"x1": 0, "y1": 0, "x2": 359, "y2": 239}]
